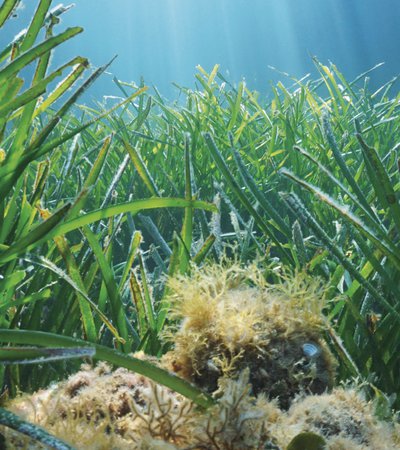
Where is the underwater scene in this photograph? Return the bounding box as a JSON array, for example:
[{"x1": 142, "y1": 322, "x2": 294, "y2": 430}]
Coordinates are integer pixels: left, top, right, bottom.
[{"x1": 1, "y1": 1, "x2": 400, "y2": 449}]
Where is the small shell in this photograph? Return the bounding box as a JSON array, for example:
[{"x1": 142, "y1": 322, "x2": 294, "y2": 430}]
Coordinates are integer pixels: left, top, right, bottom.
[{"x1": 302, "y1": 342, "x2": 321, "y2": 359}]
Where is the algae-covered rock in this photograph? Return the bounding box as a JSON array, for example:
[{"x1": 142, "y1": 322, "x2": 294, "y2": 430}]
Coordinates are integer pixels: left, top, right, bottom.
[
  {"x1": 4, "y1": 366, "x2": 281, "y2": 449},
  {"x1": 162, "y1": 263, "x2": 336, "y2": 409},
  {"x1": 4, "y1": 361, "x2": 194, "y2": 449}
]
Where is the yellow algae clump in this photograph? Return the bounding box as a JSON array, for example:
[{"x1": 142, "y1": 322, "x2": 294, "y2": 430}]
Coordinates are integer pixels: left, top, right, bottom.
[{"x1": 163, "y1": 263, "x2": 336, "y2": 409}]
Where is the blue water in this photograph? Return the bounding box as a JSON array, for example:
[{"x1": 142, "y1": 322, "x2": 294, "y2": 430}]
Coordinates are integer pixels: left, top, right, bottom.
[{"x1": 3, "y1": 0, "x2": 400, "y2": 100}]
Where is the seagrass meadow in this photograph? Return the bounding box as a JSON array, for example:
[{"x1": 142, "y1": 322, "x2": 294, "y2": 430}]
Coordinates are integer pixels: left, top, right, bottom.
[{"x1": 1, "y1": 1, "x2": 400, "y2": 449}]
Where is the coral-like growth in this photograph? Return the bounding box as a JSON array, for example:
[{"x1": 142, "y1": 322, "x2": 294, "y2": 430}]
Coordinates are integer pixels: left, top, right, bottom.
[
  {"x1": 4, "y1": 365, "x2": 281, "y2": 449},
  {"x1": 163, "y1": 263, "x2": 336, "y2": 408},
  {"x1": 5, "y1": 362, "x2": 196, "y2": 449},
  {"x1": 191, "y1": 369, "x2": 281, "y2": 449}
]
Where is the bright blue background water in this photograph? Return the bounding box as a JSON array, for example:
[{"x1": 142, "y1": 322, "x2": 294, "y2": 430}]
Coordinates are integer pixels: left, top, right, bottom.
[{"x1": 3, "y1": 0, "x2": 400, "y2": 100}]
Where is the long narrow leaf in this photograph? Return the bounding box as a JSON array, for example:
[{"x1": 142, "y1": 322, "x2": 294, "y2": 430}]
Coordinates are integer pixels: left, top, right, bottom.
[
  {"x1": 0, "y1": 203, "x2": 71, "y2": 265},
  {"x1": 323, "y1": 114, "x2": 377, "y2": 218},
  {"x1": 0, "y1": 0, "x2": 20, "y2": 28},
  {"x1": 230, "y1": 136, "x2": 291, "y2": 236},
  {"x1": 179, "y1": 135, "x2": 194, "y2": 273},
  {"x1": 32, "y1": 59, "x2": 89, "y2": 118},
  {"x1": 123, "y1": 138, "x2": 159, "y2": 196},
  {"x1": 280, "y1": 168, "x2": 400, "y2": 271},
  {"x1": 0, "y1": 57, "x2": 88, "y2": 118},
  {"x1": 356, "y1": 126, "x2": 400, "y2": 235},
  {"x1": 0, "y1": 329, "x2": 214, "y2": 408},
  {"x1": 55, "y1": 198, "x2": 217, "y2": 237},
  {"x1": 204, "y1": 132, "x2": 293, "y2": 264},
  {"x1": 0, "y1": 408, "x2": 74, "y2": 450},
  {"x1": 24, "y1": 86, "x2": 148, "y2": 164},
  {"x1": 0, "y1": 27, "x2": 83, "y2": 84},
  {"x1": 82, "y1": 226, "x2": 136, "y2": 352},
  {"x1": 280, "y1": 192, "x2": 400, "y2": 329},
  {"x1": 0, "y1": 346, "x2": 95, "y2": 364}
]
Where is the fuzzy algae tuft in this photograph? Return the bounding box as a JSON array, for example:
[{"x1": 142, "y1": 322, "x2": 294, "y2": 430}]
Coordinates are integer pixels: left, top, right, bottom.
[{"x1": 3, "y1": 264, "x2": 400, "y2": 449}]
